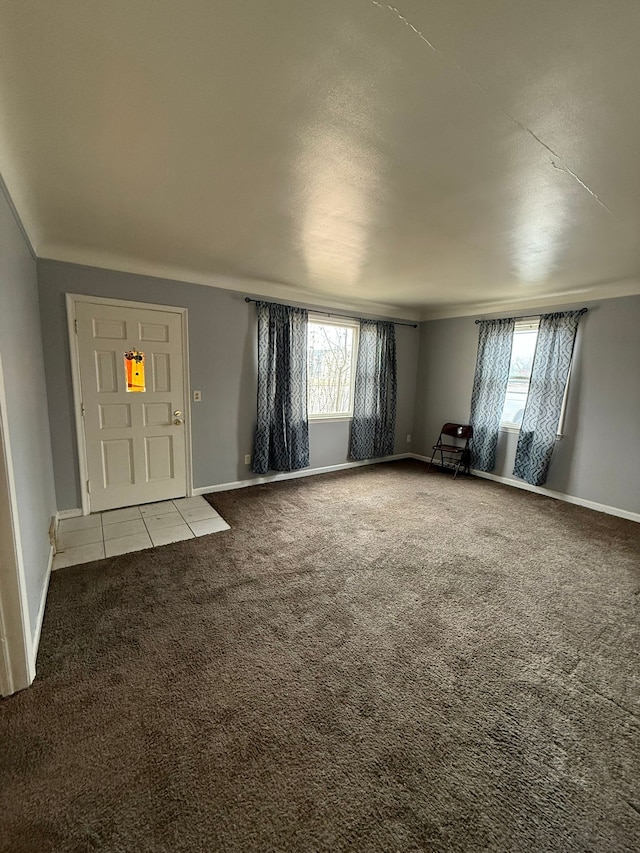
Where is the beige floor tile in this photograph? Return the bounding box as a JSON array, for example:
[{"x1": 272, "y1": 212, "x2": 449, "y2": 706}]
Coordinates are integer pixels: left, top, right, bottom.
[
  {"x1": 58, "y1": 514, "x2": 102, "y2": 533},
  {"x1": 105, "y1": 532, "x2": 152, "y2": 557},
  {"x1": 172, "y1": 496, "x2": 208, "y2": 510},
  {"x1": 140, "y1": 501, "x2": 177, "y2": 517},
  {"x1": 53, "y1": 542, "x2": 105, "y2": 569},
  {"x1": 149, "y1": 524, "x2": 195, "y2": 547},
  {"x1": 57, "y1": 526, "x2": 103, "y2": 550},
  {"x1": 189, "y1": 517, "x2": 230, "y2": 536},
  {"x1": 102, "y1": 506, "x2": 142, "y2": 525},
  {"x1": 177, "y1": 505, "x2": 219, "y2": 523},
  {"x1": 143, "y1": 511, "x2": 183, "y2": 531},
  {"x1": 103, "y1": 519, "x2": 147, "y2": 540}
]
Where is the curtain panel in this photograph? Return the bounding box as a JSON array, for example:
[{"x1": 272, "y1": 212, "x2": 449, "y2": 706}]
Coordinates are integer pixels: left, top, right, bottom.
[
  {"x1": 513, "y1": 310, "x2": 583, "y2": 486},
  {"x1": 252, "y1": 301, "x2": 310, "y2": 475},
  {"x1": 349, "y1": 320, "x2": 397, "y2": 461},
  {"x1": 469, "y1": 318, "x2": 515, "y2": 472}
]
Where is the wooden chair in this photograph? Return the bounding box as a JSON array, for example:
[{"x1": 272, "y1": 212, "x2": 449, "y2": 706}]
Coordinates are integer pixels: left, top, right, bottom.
[{"x1": 427, "y1": 423, "x2": 473, "y2": 479}]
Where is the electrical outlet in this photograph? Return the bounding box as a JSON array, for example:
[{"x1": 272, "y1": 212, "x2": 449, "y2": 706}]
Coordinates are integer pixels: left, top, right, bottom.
[
  {"x1": 193, "y1": 390, "x2": 202, "y2": 402},
  {"x1": 244, "y1": 454, "x2": 251, "y2": 465},
  {"x1": 406, "y1": 434, "x2": 412, "y2": 443}
]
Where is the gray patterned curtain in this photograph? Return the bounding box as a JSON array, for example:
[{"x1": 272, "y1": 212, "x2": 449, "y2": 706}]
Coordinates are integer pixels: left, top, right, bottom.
[
  {"x1": 349, "y1": 320, "x2": 397, "y2": 460},
  {"x1": 513, "y1": 310, "x2": 583, "y2": 486},
  {"x1": 252, "y1": 301, "x2": 310, "y2": 474},
  {"x1": 469, "y1": 318, "x2": 515, "y2": 472}
]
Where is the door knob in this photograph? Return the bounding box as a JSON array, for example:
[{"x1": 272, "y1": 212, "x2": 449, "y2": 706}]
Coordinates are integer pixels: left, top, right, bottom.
[
  {"x1": 173, "y1": 410, "x2": 182, "y2": 417},
  {"x1": 174, "y1": 418, "x2": 183, "y2": 425}
]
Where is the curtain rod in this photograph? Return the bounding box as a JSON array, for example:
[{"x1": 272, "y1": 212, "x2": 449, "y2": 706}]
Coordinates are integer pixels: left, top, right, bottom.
[
  {"x1": 474, "y1": 307, "x2": 588, "y2": 324},
  {"x1": 244, "y1": 297, "x2": 418, "y2": 327}
]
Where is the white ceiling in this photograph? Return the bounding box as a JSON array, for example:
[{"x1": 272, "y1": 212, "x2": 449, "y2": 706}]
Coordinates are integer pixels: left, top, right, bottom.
[{"x1": 1, "y1": 0, "x2": 640, "y2": 320}]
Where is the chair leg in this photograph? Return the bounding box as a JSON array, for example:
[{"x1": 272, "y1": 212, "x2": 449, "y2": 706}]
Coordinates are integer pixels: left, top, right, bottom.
[{"x1": 453, "y1": 456, "x2": 462, "y2": 479}]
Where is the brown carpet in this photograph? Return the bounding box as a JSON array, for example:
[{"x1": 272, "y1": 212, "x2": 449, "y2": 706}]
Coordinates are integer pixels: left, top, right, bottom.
[{"x1": 1, "y1": 460, "x2": 639, "y2": 852}]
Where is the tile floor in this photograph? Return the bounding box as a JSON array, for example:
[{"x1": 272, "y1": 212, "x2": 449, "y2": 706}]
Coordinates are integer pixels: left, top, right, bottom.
[{"x1": 53, "y1": 496, "x2": 229, "y2": 569}]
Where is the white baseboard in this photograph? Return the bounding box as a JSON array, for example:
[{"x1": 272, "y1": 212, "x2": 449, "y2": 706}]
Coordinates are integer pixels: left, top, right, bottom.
[
  {"x1": 470, "y1": 468, "x2": 640, "y2": 523},
  {"x1": 31, "y1": 545, "x2": 53, "y2": 670},
  {"x1": 193, "y1": 453, "x2": 413, "y2": 495},
  {"x1": 57, "y1": 507, "x2": 83, "y2": 520},
  {"x1": 60, "y1": 453, "x2": 638, "y2": 525},
  {"x1": 411, "y1": 454, "x2": 640, "y2": 524}
]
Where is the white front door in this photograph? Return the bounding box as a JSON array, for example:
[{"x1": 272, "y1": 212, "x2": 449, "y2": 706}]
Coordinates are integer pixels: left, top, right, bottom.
[{"x1": 75, "y1": 299, "x2": 188, "y2": 512}]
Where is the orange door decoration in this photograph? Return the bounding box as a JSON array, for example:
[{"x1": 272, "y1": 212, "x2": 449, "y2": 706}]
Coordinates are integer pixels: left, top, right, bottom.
[{"x1": 124, "y1": 349, "x2": 145, "y2": 392}]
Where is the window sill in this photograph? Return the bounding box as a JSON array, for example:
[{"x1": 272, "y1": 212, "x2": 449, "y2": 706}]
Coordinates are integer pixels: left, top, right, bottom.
[
  {"x1": 500, "y1": 424, "x2": 564, "y2": 440},
  {"x1": 309, "y1": 416, "x2": 353, "y2": 423}
]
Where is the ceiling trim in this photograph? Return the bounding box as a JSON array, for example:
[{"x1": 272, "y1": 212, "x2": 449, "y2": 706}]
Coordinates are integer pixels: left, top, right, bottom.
[
  {"x1": 420, "y1": 279, "x2": 640, "y2": 321},
  {"x1": 38, "y1": 244, "x2": 422, "y2": 322},
  {"x1": 38, "y1": 246, "x2": 640, "y2": 325}
]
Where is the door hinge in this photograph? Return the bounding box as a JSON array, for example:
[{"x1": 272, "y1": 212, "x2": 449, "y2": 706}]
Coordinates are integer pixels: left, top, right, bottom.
[
  {"x1": 86, "y1": 479, "x2": 91, "y2": 494},
  {"x1": 74, "y1": 318, "x2": 78, "y2": 333},
  {"x1": 81, "y1": 403, "x2": 85, "y2": 418}
]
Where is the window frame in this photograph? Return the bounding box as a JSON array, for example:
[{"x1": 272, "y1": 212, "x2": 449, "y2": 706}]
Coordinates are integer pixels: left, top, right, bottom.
[
  {"x1": 499, "y1": 318, "x2": 571, "y2": 438},
  {"x1": 307, "y1": 314, "x2": 360, "y2": 421}
]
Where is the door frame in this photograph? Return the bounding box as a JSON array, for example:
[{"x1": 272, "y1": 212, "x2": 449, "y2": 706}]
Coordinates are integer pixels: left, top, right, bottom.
[
  {"x1": 66, "y1": 294, "x2": 193, "y2": 516},
  {"x1": 0, "y1": 354, "x2": 34, "y2": 695}
]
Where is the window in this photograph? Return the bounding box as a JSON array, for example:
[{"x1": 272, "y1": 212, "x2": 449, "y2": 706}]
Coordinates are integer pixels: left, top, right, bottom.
[
  {"x1": 500, "y1": 320, "x2": 538, "y2": 428},
  {"x1": 500, "y1": 319, "x2": 570, "y2": 434},
  {"x1": 307, "y1": 316, "x2": 359, "y2": 418}
]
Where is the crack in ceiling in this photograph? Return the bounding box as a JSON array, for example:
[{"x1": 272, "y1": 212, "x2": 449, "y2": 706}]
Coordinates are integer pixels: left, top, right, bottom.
[{"x1": 368, "y1": 0, "x2": 613, "y2": 215}]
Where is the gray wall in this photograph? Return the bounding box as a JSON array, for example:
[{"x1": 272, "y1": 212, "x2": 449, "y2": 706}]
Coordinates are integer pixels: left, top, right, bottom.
[
  {"x1": 0, "y1": 187, "x2": 57, "y2": 637},
  {"x1": 413, "y1": 295, "x2": 640, "y2": 515},
  {"x1": 38, "y1": 260, "x2": 419, "y2": 510}
]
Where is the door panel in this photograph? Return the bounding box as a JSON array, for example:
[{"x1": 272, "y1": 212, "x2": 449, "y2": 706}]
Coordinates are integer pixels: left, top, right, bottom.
[
  {"x1": 99, "y1": 403, "x2": 131, "y2": 429},
  {"x1": 139, "y1": 322, "x2": 169, "y2": 342},
  {"x1": 151, "y1": 353, "x2": 171, "y2": 392},
  {"x1": 76, "y1": 301, "x2": 187, "y2": 512},
  {"x1": 95, "y1": 351, "x2": 118, "y2": 392},
  {"x1": 102, "y1": 439, "x2": 134, "y2": 486},
  {"x1": 143, "y1": 402, "x2": 171, "y2": 426},
  {"x1": 145, "y1": 435, "x2": 174, "y2": 481}
]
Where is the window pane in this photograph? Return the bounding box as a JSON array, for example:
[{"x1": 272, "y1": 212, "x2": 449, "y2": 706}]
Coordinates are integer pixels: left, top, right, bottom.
[
  {"x1": 307, "y1": 322, "x2": 355, "y2": 415},
  {"x1": 501, "y1": 328, "x2": 537, "y2": 425}
]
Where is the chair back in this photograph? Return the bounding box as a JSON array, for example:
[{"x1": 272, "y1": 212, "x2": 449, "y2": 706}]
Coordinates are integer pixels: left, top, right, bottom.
[{"x1": 441, "y1": 423, "x2": 473, "y2": 441}]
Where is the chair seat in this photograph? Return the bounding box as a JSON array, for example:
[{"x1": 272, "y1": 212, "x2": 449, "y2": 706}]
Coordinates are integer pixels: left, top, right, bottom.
[{"x1": 433, "y1": 443, "x2": 465, "y2": 454}]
